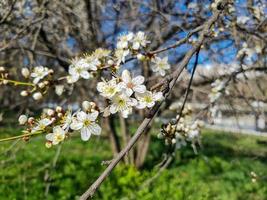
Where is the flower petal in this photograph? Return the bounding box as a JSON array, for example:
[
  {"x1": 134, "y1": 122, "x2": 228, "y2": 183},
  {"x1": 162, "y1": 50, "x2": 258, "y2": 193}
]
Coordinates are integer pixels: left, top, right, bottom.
[
  {"x1": 133, "y1": 85, "x2": 146, "y2": 93},
  {"x1": 87, "y1": 111, "x2": 99, "y2": 121},
  {"x1": 80, "y1": 71, "x2": 90, "y2": 79},
  {"x1": 81, "y1": 127, "x2": 91, "y2": 141},
  {"x1": 70, "y1": 121, "x2": 83, "y2": 130},
  {"x1": 89, "y1": 123, "x2": 101, "y2": 135},
  {"x1": 121, "y1": 70, "x2": 131, "y2": 83},
  {"x1": 132, "y1": 76, "x2": 144, "y2": 85},
  {"x1": 77, "y1": 111, "x2": 87, "y2": 121}
]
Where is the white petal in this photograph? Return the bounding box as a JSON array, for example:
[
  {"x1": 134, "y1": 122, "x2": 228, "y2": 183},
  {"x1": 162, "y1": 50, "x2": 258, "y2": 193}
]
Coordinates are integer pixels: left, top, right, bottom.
[
  {"x1": 159, "y1": 70, "x2": 166, "y2": 76},
  {"x1": 80, "y1": 71, "x2": 90, "y2": 79},
  {"x1": 117, "y1": 82, "x2": 126, "y2": 91},
  {"x1": 132, "y1": 42, "x2": 140, "y2": 50},
  {"x1": 147, "y1": 102, "x2": 155, "y2": 108},
  {"x1": 70, "y1": 121, "x2": 83, "y2": 130},
  {"x1": 133, "y1": 85, "x2": 146, "y2": 93},
  {"x1": 68, "y1": 67, "x2": 76, "y2": 75},
  {"x1": 110, "y1": 104, "x2": 118, "y2": 114},
  {"x1": 89, "y1": 123, "x2": 102, "y2": 135},
  {"x1": 121, "y1": 70, "x2": 131, "y2": 83},
  {"x1": 125, "y1": 88, "x2": 133, "y2": 96},
  {"x1": 45, "y1": 133, "x2": 53, "y2": 141},
  {"x1": 33, "y1": 77, "x2": 40, "y2": 84},
  {"x1": 87, "y1": 111, "x2": 99, "y2": 121},
  {"x1": 68, "y1": 74, "x2": 79, "y2": 83},
  {"x1": 153, "y1": 92, "x2": 163, "y2": 101},
  {"x1": 42, "y1": 118, "x2": 52, "y2": 126},
  {"x1": 132, "y1": 76, "x2": 144, "y2": 85},
  {"x1": 136, "y1": 103, "x2": 146, "y2": 109},
  {"x1": 130, "y1": 98, "x2": 138, "y2": 106},
  {"x1": 77, "y1": 111, "x2": 87, "y2": 121},
  {"x1": 121, "y1": 110, "x2": 130, "y2": 118},
  {"x1": 81, "y1": 127, "x2": 91, "y2": 141},
  {"x1": 97, "y1": 82, "x2": 106, "y2": 92}
]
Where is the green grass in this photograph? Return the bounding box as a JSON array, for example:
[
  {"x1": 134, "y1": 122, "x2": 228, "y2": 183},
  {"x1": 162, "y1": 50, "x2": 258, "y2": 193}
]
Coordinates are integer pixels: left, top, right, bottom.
[{"x1": 0, "y1": 125, "x2": 267, "y2": 200}]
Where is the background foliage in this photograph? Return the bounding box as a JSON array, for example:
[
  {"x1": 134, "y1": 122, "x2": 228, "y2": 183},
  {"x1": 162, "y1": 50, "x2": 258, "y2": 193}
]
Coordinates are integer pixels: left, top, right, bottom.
[{"x1": 1, "y1": 124, "x2": 267, "y2": 200}]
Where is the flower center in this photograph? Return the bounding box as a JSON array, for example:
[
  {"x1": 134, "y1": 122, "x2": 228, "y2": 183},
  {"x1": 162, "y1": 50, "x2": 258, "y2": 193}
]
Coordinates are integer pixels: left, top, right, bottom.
[
  {"x1": 83, "y1": 119, "x2": 91, "y2": 126},
  {"x1": 127, "y1": 82, "x2": 134, "y2": 88},
  {"x1": 55, "y1": 134, "x2": 64, "y2": 142},
  {"x1": 76, "y1": 67, "x2": 83, "y2": 74},
  {"x1": 117, "y1": 98, "x2": 126, "y2": 108},
  {"x1": 144, "y1": 96, "x2": 153, "y2": 103},
  {"x1": 105, "y1": 86, "x2": 115, "y2": 94}
]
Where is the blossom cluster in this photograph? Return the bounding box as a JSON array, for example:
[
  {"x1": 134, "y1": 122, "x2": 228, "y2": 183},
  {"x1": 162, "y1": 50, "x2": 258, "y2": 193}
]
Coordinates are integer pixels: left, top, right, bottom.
[
  {"x1": 1, "y1": 31, "x2": 172, "y2": 146},
  {"x1": 18, "y1": 101, "x2": 101, "y2": 147},
  {"x1": 97, "y1": 69, "x2": 163, "y2": 118},
  {"x1": 208, "y1": 79, "x2": 228, "y2": 103},
  {"x1": 1, "y1": 31, "x2": 171, "y2": 103},
  {"x1": 158, "y1": 105, "x2": 203, "y2": 153}
]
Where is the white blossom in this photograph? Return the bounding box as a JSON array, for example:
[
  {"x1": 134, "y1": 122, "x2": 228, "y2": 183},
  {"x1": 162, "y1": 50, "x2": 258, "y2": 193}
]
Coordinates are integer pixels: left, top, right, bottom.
[
  {"x1": 118, "y1": 70, "x2": 146, "y2": 96},
  {"x1": 68, "y1": 58, "x2": 95, "y2": 83},
  {"x1": 61, "y1": 110, "x2": 74, "y2": 131},
  {"x1": 135, "y1": 91, "x2": 163, "y2": 109},
  {"x1": 132, "y1": 31, "x2": 150, "y2": 50},
  {"x1": 32, "y1": 118, "x2": 52, "y2": 133},
  {"x1": 117, "y1": 32, "x2": 134, "y2": 49},
  {"x1": 109, "y1": 93, "x2": 137, "y2": 118},
  {"x1": 70, "y1": 111, "x2": 101, "y2": 141},
  {"x1": 115, "y1": 49, "x2": 129, "y2": 64},
  {"x1": 46, "y1": 126, "x2": 66, "y2": 145},
  {"x1": 151, "y1": 56, "x2": 170, "y2": 76},
  {"x1": 97, "y1": 78, "x2": 120, "y2": 99},
  {"x1": 31, "y1": 66, "x2": 50, "y2": 84}
]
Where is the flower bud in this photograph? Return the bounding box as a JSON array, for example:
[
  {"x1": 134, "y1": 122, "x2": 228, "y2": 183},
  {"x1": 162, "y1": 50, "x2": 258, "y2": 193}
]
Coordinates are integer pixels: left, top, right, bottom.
[
  {"x1": 45, "y1": 141, "x2": 52, "y2": 148},
  {"x1": 18, "y1": 115, "x2": 28, "y2": 125},
  {"x1": 171, "y1": 138, "x2": 177, "y2": 144},
  {"x1": 20, "y1": 90, "x2": 29, "y2": 97},
  {"x1": 33, "y1": 92, "x2": 43, "y2": 100},
  {"x1": 28, "y1": 117, "x2": 35, "y2": 124},
  {"x1": 21, "y1": 68, "x2": 30, "y2": 78},
  {"x1": 48, "y1": 69, "x2": 54, "y2": 75},
  {"x1": 107, "y1": 59, "x2": 114, "y2": 66},
  {"x1": 166, "y1": 123, "x2": 172, "y2": 133},
  {"x1": 23, "y1": 136, "x2": 30, "y2": 142},
  {"x1": 47, "y1": 109, "x2": 55, "y2": 116},
  {"x1": 0, "y1": 67, "x2": 5, "y2": 72},
  {"x1": 55, "y1": 85, "x2": 64, "y2": 96},
  {"x1": 82, "y1": 101, "x2": 91, "y2": 111},
  {"x1": 57, "y1": 113, "x2": 63, "y2": 118},
  {"x1": 56, "y1": 106, "x2": 62, "y2": 113},
  {"x1": 38, "y1": 82, "x2": 45, "y2": 89}
]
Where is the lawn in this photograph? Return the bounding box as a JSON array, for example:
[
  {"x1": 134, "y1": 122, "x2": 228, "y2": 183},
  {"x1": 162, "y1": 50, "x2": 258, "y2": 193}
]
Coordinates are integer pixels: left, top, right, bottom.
[{"x1": 0, "y1": 124, "x2": 267, "y2": 200}]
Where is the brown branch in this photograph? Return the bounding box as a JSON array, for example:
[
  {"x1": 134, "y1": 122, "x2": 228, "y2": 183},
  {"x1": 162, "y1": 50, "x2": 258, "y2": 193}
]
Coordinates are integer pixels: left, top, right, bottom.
[{"x1": 80, "y1": 6, "x2": 224, "y2": 200}]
